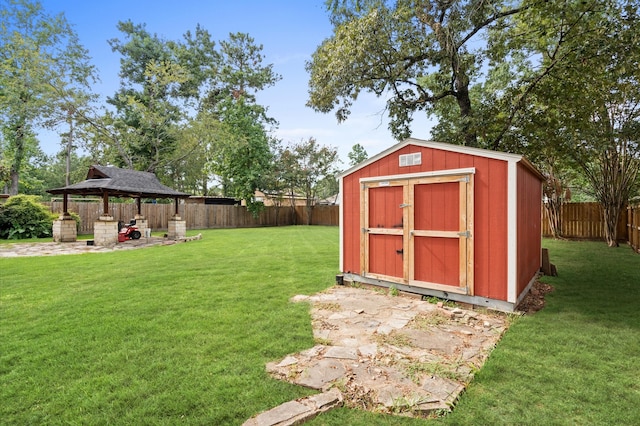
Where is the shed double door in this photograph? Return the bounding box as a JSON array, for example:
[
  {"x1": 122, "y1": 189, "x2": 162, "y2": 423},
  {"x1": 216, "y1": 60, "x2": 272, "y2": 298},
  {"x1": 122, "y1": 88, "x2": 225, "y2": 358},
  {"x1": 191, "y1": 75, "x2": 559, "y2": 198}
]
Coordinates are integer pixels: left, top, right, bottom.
[{"x1": 360, "y1": 172, "x2": 474, "y2": 295}]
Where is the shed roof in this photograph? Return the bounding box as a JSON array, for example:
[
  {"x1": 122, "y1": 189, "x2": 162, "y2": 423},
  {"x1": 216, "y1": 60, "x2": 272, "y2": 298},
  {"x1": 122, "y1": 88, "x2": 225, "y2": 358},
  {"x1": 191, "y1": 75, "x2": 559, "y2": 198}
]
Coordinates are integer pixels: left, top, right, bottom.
[
  {"x1": 47, "y1": 165, "x2": 191, "y2": 199},
  {"x1": 339, "y1": 138, "x2": 544, "y2": 180}
]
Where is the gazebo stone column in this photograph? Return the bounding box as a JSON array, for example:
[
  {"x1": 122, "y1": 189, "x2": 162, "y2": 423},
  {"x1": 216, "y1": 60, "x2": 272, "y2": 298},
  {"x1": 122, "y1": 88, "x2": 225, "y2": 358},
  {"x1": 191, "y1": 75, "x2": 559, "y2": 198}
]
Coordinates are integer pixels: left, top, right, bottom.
[
  {"x1": 52, "y1": 213, "x2": 77, "y2": 242},
  {"x1": 167, "y1": 214, "x2": 186, "y2": 240},
  {"x1": 134, "y1": 214, "x2": 149, "y2": 238},
  {"x1": 94, "y1": 215, "x2": 118, "y2": 247}
]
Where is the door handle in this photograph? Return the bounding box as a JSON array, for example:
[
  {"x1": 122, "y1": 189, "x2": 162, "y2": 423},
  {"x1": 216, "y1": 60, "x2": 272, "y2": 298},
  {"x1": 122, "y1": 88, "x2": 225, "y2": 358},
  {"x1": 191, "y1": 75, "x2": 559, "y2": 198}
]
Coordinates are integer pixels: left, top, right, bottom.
[{"x1": 396, "y1": 248, "x2": 403, "y2": 255}]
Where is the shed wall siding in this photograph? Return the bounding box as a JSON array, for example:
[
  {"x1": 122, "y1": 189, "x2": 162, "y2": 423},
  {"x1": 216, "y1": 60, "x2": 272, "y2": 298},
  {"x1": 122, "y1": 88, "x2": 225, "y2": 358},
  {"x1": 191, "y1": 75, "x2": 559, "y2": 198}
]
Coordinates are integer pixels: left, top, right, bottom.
[
  {"x1": 342, "y1": 144, "x2": 509, "y2": 300},
  {"x1": 517, "y1": 162, "x2": 543, "y2": 295}
]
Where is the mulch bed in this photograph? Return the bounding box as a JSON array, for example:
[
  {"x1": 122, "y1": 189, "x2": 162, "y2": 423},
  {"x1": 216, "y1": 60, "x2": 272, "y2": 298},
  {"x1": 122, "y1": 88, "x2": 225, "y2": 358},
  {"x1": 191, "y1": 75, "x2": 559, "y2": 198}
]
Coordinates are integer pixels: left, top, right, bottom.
[{"x1": 516, "y1": 281, "x2": 554, "y2": 314}]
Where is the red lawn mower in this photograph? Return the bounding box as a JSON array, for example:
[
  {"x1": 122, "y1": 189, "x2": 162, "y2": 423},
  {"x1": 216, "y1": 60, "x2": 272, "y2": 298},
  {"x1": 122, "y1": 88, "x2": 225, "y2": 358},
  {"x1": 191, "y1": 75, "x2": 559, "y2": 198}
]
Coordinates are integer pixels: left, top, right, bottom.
[{"x1": 118, "y1": 219, "x2": 142, "y2": 242}]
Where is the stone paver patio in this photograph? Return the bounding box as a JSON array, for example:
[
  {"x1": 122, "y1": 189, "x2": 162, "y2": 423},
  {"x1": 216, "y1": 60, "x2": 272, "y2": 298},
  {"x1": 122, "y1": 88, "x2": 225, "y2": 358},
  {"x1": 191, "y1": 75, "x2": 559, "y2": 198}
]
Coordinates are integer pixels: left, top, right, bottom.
[
  {"x1": 246, "y1": 285, "x2": 510, "y2": 423},
  {"x1": 0, "y1": 234, "x2": 202, "y2": 258}
]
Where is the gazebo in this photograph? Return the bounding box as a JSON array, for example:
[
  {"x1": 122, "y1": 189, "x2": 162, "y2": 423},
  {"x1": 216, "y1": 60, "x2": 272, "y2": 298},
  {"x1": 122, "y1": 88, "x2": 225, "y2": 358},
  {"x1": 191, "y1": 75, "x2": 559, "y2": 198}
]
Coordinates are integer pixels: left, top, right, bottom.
[{"x1": 47, "y1": 165, "x2": 191, "y2": 246}]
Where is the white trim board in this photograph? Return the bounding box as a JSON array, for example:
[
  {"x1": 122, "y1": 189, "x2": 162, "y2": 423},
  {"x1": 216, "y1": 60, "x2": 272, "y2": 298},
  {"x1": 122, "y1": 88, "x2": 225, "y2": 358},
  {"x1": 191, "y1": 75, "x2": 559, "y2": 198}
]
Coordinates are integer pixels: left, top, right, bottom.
[{"x1": 358, "y1": 167, "x2": 476, "y2": 184}]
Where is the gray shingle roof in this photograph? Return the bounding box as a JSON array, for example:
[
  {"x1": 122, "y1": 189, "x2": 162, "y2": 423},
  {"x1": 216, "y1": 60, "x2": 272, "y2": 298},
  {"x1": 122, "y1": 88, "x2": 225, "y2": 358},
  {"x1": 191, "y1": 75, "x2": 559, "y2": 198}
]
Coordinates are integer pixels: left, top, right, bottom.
[{"x1": 47, "y1": 165, "x2": 191, "y2": 198}]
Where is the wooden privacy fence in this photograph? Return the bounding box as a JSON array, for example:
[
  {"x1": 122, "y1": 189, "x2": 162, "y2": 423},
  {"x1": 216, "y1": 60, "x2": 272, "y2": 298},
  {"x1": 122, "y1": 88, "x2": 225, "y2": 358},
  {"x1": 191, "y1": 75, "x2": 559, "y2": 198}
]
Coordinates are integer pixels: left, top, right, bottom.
[
  {"x1": 628, "y1": 204, "x2": 640, "y2": 253},
  {"x1": 542, "y1": 202, "x2": 628, "y2": 241},
  {"x1": 46, "y1": 200, "x2": 638, "y2": 251},
  {"x1": 46, "y1": 201, "x2": 339, "y2": 233}
]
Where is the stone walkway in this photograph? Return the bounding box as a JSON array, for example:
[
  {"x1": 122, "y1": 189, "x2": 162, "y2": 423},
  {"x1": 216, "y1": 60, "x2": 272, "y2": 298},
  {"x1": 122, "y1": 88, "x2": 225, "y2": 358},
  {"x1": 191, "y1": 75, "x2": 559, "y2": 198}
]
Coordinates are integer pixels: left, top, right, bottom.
[
  {"x1": 0, "y1": 235, "x2": 202, "y2": 258},
  {"x1": 246, "y1": 286, "x2": 510, "y2": 423}
]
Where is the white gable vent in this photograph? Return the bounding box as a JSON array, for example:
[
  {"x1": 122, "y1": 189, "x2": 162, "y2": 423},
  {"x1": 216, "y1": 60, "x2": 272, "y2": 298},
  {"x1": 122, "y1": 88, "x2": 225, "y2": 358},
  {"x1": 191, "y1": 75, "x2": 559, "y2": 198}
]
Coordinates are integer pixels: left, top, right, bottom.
[{"x1": 399, "y1": 152, "x2": 422, "y2": 167}]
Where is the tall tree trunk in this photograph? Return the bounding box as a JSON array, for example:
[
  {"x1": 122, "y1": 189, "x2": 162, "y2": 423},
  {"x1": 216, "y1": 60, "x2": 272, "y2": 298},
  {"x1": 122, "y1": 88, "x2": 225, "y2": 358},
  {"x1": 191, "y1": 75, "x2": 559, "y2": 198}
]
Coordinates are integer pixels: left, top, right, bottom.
[
  {"x1": 9, "y1": 171, "x2": 19, "y2": 196},
  {"x1": 9, "y1": 119, "x2": 26, "y2": 196},
  {"x1": 602, "y1": 204, "x2": 621, "y2": 247},
  {"x1": 305, "y1": 202, "x2": 313, "y2": 226},
  {"x1": 543, "y1": 170, "x2": 566, "y2": 239},
  {"x1": 455, "y1": 85, "x2": 477, "y2": 147}
]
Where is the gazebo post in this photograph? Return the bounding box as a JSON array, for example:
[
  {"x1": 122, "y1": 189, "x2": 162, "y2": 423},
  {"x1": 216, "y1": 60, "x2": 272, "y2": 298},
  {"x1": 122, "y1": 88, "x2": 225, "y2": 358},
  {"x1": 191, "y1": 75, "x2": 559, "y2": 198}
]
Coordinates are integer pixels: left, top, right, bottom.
[
  {"x1": 168, "y1": 196, "x2": 186, "y2": 240},
  {"x1": 63, "y1": 193, "x2": 69, "y2": 216},
  {"x1": 52, "y1": 191, "x2": 77, "y2": 242},
  {"x1": 94, "y1": 191, "x2": 118, "y2": 247},
  {"x1": 102, "y1": 192, "x2": 110, "y2": 216}
]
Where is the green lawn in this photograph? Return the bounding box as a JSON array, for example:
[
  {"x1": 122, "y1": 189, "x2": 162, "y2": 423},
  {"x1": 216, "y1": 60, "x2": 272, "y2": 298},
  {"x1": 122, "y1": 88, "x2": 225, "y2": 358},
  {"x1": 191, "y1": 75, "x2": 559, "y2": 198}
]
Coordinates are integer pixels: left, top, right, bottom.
[{"x1": 2, "y1": 229, "x2": 639, "y2": 425}]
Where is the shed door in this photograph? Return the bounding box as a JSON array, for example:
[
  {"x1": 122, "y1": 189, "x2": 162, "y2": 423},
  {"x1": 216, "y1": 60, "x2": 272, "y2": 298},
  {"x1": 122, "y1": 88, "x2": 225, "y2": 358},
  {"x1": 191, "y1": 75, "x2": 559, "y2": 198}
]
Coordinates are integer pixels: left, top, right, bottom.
[{"x1": 361, "y1": 173, "x2": 474, "y2": 295}]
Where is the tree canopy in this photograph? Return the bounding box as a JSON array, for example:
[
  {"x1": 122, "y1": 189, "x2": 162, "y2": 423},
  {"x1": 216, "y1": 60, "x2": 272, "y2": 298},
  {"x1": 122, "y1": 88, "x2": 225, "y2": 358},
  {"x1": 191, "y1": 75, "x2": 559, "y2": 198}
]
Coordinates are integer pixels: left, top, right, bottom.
[{"x1": 0, "y1": 0, "x2": 96, "y2": 194}]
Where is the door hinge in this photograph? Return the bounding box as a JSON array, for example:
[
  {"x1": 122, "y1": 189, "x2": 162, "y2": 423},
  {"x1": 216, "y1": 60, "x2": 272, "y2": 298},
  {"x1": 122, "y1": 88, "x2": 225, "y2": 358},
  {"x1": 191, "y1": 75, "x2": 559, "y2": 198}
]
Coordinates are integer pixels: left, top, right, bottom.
[
  {"x1": 362, "y1": 227, "x2": 368, "y2": 233},
  {"x1": 459, "y1": 176, "x2": 470, "y2": 183},
  {"x1": 399, "y1": 203, "x2": 412, "y2": 208},
  {"x1": 457, "y1": 230, "x2": 471, "y2": 238}
]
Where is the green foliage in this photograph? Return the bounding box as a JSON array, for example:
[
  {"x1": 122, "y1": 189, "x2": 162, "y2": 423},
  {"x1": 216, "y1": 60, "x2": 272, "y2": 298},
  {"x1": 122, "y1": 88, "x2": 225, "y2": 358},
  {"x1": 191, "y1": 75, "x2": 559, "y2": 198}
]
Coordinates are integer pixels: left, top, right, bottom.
[
  {"x1": 308, "y1": 0, "x2": 529, "y2": 146},
  {"x1": 0, "y1": 195, "x2": 57, "y2": 239},
  {"x1": 207, "y1": 98, "x2": 274, "y2": 215},
  {"x1": 282, "y1": 138, "x2": 339, "y2": 224},
  {"x1": 347, "y1": 143, "x2": 368, "y2": 166},
  {"x1": 0, "y1": 0, "x2": 96, "y2": 195}
]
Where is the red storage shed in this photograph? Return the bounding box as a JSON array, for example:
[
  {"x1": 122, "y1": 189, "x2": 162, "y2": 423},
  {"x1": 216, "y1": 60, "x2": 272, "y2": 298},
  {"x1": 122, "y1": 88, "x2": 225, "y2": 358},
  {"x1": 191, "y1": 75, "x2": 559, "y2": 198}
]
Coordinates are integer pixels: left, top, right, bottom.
[{"x1": 338, "y1": 138, "x2": 544, "y2": 312}]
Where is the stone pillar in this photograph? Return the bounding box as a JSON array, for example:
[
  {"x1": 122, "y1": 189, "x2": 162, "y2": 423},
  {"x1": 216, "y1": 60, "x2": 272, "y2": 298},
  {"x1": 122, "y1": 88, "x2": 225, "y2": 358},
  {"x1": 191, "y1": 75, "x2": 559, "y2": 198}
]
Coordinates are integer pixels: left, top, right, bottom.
[
  {"x1": 134, "y1": 214, "x2": 149, "y2": 239},
  {"x1": 52, "y1": 213, "x2": 77, "y2": 242},
  {"x1": 167, "y1": 215, "x2": 186, "y2": 240},
  {"x1": 93, "y1": 215, "x2": 119, "y2": 247}
]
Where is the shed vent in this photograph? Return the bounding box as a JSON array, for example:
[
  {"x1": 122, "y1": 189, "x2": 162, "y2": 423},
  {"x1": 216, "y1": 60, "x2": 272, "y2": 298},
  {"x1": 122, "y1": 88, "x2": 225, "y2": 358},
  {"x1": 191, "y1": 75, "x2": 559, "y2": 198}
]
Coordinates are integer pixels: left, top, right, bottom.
[{"x1": 399, "y1": 152, "x2": 422, "y2": 167}]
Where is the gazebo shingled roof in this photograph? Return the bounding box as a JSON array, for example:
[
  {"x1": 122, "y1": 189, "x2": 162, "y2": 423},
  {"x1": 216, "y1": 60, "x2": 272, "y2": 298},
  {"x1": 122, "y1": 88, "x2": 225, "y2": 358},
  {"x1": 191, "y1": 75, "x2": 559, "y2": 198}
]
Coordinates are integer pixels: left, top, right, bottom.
[{"x1": 47, "y1": 165, "x2": 191, "y2": 199}]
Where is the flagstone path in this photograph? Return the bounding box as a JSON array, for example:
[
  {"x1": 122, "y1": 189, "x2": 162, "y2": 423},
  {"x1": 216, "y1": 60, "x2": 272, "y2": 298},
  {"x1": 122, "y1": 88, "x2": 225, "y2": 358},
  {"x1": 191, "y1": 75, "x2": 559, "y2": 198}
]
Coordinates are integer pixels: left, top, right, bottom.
[{"x1": 244, "y1": 285, "x2": 511, "y2": 424}]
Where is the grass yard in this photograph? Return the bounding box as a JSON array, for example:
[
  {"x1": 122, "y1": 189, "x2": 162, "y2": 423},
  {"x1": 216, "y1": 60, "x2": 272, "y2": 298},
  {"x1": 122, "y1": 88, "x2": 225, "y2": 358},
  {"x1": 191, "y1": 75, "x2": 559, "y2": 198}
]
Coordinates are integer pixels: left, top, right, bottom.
[
  {"x1": 2, "y1": 229, "x2": 639, "y2": 424},
  {"x1": 1, "y1": 227, "x2": 334, "y2": 424}
]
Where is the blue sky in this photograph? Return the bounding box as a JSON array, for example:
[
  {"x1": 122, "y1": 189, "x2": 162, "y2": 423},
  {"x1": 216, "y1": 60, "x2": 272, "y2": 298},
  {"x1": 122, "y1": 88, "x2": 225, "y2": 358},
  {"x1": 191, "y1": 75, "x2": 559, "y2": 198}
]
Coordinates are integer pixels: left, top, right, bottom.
[{"x1": 39, "y1": 0, "x2": 434, "y2": 164}]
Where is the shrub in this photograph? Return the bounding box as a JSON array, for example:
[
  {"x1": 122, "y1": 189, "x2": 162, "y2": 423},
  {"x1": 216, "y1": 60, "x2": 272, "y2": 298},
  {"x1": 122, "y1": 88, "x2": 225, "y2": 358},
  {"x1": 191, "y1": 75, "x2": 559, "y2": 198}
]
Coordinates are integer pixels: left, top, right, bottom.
[
  {"x1": 0, "y1": 195, "x2": 58, "y2": 239},
  {"x1": 68, "y1": 211, "x2": 81, "y2": 232}
]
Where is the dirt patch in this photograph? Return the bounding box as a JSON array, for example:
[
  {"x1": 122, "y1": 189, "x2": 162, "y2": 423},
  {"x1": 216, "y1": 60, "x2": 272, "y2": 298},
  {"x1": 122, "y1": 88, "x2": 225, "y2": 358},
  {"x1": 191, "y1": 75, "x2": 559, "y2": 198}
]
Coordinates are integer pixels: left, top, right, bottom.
[{"x1": 516, "y1": 281, "x2": 554, "y2": 314}]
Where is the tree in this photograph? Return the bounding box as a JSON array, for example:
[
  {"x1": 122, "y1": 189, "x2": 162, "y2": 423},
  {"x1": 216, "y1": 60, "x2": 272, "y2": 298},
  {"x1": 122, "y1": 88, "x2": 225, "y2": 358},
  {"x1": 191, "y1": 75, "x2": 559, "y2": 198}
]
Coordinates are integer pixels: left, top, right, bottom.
[
  {"x1": 0, "y1": 0, "x2": 96, "y2": 194},
  {"x1": 308, "y1": 0, "x2": 532, "y2": 146},
  {"x1": 95, "y1": 26, "x2": 280, "y2": 210},
  {"x1": 102, "y1": 21, "x2": 207, "y2": 172},
  {"x1": 207, "y1": 98, "x2": 274, "y2": 215},
  {"x1": 515, "y1": 1, "x2": 640, "y2": 246},
  {"x1": 261, "y1": 139, "x2": 293, "y2": 225},
  {"x1": 214, "y1": 32, "x2": 280, "y2": 106},
  {"x1": 308, "y1": 1, "x2": 603, "y2": 149},
  {"x1": 289, "y1": 138, "x2": 339, "y2": 225},
  {"x1": 31, "y1": 149, "x2": 92, "y2": 197},
  {"x1": 347, "y1": 143, "x2": 368, "y2": 166},
  {"x1": 203, "y1": 32, "x2": 281, "y2": 215}
]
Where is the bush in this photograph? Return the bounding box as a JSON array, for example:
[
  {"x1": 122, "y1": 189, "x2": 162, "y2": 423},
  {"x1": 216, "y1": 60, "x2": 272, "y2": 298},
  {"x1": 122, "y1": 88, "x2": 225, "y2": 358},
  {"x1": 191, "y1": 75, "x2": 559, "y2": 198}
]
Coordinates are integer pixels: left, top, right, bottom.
[
  {"x1": 0, "y1": 195, "x2": 58, "y2": 239},
  {"x1": 68, "y1": 211, "x2": 82, "y2": 232}
]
